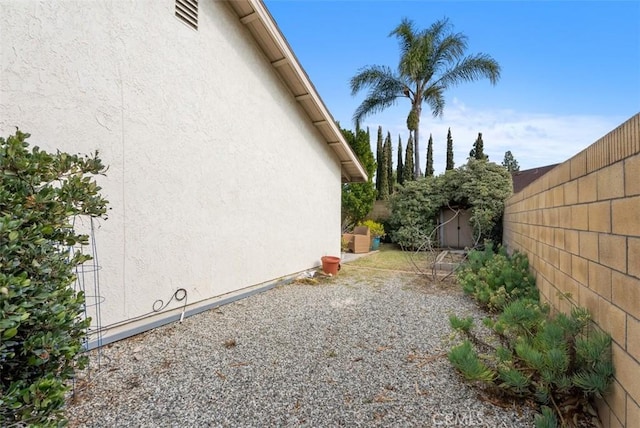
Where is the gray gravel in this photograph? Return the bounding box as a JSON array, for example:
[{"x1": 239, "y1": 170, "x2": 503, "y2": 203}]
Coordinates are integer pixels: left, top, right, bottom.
[{"x1": 66, "y1": 268, "x2": 536, "y2": 427}]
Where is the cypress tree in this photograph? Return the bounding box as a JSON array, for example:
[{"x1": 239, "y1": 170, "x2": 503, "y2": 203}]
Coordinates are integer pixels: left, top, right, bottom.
[
  {"x1": 446, "y1": 128, "x2": 454, "y2": 170},
  {"x1": 426, "y1": 133, "x2": 434, "y2": 176},
  {"x1": 397, "y1": 135, "x2": 404, "y2": 186},
  {"x1": 375, "y1": 126, "x2": 383, "y2": 199},
  {"x1": 470, "y1": 132, "x2": 488, "y2": 160},
  {"x1": 384, "y1": 132, "x2": 394, "y2": 195},
  {"x1": 404, "y1": 132, "x2": 415, "y2": 182},
  {"x1": 379, "y1": 137, "x2": 389, "y2": 200}
]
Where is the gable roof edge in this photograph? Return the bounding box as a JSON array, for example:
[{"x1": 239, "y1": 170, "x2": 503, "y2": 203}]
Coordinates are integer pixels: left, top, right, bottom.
[{"x1": 226, "y1": 0, "x2": 368, "y2": 183}]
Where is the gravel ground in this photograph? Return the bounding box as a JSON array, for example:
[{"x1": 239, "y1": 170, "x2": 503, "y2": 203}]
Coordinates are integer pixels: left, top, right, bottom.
[{"x1": 66, "y1": 268, "x2": 536, "y2": 427}]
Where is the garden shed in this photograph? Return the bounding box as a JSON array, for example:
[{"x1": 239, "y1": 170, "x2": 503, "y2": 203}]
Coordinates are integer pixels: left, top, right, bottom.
[
  {"x1": 0, "y1": 0, "x2": 367, "y2": 347},
  {"x1": 439, "y1": 206, "x2": 475, "y2": 249}
]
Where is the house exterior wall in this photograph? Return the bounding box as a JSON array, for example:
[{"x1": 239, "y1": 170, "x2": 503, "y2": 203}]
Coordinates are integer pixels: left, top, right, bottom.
[
  {"x1": 503, "y1": 114, "x2": 640, "y2": 428},
  {"x1": 1, "y1": 1, "x2": 342, "y2": 343}
]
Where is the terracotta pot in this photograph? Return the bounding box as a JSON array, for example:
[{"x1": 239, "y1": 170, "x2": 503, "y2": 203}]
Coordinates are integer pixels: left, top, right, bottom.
[{"x1": 321, "y1": 256, "x2": 341, "y2": 275}]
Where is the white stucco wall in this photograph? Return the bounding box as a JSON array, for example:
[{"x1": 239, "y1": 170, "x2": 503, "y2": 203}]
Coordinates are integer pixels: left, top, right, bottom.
[{"x1": 0, "y1": 0, "x2": 342, "y2": 342}]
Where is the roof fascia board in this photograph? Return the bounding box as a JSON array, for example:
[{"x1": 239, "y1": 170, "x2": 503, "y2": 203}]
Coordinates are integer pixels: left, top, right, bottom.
[{"x1": 233, "y1": 0, "x2": 368, "y2": 182}]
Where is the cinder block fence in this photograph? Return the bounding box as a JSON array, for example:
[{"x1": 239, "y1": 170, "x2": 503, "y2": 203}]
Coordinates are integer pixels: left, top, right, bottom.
[{"x1": 503, "y1": 113, "x2": 640, "y2": 427}]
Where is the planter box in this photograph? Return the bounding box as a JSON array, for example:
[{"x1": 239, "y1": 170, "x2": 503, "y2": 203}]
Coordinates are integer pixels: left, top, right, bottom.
[{"x1": 347, "y1": 226, "x2": 370, "y2": 254}]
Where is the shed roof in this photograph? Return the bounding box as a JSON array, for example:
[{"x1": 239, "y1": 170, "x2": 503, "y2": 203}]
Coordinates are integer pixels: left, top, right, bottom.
[{"x1": 226, "y1": 0, "x2": 368, "y2": 183}]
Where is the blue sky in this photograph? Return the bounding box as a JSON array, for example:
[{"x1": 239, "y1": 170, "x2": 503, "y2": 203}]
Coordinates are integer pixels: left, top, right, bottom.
[{"x1": 264, "y1": 0, "x2": 640, "y2": 174}]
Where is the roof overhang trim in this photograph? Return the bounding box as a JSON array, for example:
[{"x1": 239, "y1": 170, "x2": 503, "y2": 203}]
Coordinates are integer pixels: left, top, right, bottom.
[{"x1": 226, "y1": 0, "x2": 368, "y2": 183}]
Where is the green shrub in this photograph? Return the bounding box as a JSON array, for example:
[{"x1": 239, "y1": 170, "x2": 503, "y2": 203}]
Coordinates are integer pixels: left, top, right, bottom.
[
  {"x1": 388, "y1": 160, "x2": 512, "y2": 250},
  {"x1": 449, "y1": 302, "x2": 613, "y2": 426},
  {"x1": 457, "y1": 245, "x2": 537, "y2": 312},
  {"x1": 388, "y1": 177, "x2": 442, "y2": 250},
  {"x1": 357, "y1": 219, "x2": 385, "y2": 237},
  {"x1": 449, "y1": 249, "x2": 613, "y2": 426},
  {"x1": 0, "y1": 130, "x2": 108, "y2": 426}
]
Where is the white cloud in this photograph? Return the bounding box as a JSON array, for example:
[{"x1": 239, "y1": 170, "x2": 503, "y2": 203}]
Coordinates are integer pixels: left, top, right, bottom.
[{"x1": 362, "y1": 101, "x2": 627, "y2": 175}]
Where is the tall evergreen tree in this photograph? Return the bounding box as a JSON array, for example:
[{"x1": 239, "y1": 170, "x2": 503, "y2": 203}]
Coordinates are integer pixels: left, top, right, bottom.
[
  {"x1": 375, "y1": 126, "x2": 383, "y2": 199},
  {"x1": 502, "y1": 150, "x2": 520, "y2": 172},
  {"x1": 384, "y1": 132, "x2": 394, "y2": 195},
  {"x1": 446, "y1": 128, "x2": 455, "y2": 170},
  {"x1": 404, "y1": 133, "x2": 415, "y2": 182},
  {"x1": 469, "y1": 132, "x2": 488, "y2": 160},
  {"x1": 350, "y1": 18, "x2": 501, "y2": 179},
  {"x1": 397, "y1": 135, "x2": 404, "y2": 186},
  {"x1": 426, "y1": 133, "x2": 434, "y2": 176},
  {"x1": 379, "y1": 136, "x2": 390, "y2": 200}
]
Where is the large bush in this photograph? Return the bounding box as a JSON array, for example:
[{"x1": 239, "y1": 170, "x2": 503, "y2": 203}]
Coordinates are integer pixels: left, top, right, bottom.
[
  {"x1": 388, "y1": 160, "x2": 512, "y2": 249},
  {"x1": 388, "y1": 177, "x2": 444, "y2": 249},
  {"x1": 0, "y1": 130, "x2": 108, "y2": 426}
]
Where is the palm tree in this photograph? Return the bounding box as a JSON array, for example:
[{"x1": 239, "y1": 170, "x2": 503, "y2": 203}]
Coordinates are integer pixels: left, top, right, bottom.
[{"x1": 350, "y1": 18, "x2": 501, "y2": 179}]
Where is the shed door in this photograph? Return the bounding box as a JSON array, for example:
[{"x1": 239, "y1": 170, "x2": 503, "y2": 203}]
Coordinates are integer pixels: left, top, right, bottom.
[{"x1": 440, "y1": 208, "x2": 475, "y2": 249}]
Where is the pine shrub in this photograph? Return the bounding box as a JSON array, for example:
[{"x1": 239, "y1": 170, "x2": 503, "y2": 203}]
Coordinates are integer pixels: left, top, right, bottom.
[
  {"x1": 449, "y1": 249, "x2": 614, "y2": 427},
  {"x1": 457, "y1": 244, "x2": 537, "y2": 312}
]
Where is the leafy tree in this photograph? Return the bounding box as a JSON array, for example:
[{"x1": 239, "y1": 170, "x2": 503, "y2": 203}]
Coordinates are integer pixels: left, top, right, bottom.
[
  {"x1": 388, "y1": 159, "x2": 512, "y2": 248},
  {"x1": 469, "y1": 132, "x2": 488, "y2": 160},
  {"x1": 350, "y1": 18, "x2": 501, "y2": 179},
  {"x1": 341, "y1": 127, "x2": 376, "y2": 225},
  {"x1": 385, "y1": 132, "x2": 394, "y2": 195},
  {"x1": 375, "y1": 126, "x2": 383, "y2": 198},
  {"x1": 502, "y1": 150, "x2": 520, "y2": 172},
  {"x1": 449, "y1": 159, "x2": 511, "y2": 241},
  {"x1": 388, "y1": 176, "x2": 444, "y2": 249},
  {"x1": 426, "y1": 133, "x2": 434, "y2": 176},
  {"x1": 404, "y1": 133, "x2": 415, "y2": 182},
  {"x1": 446, "y1": 127, "x2": 455, "y2": 170},
  {"x1": 0, "y1": 130, "x2": 108, "y2": 425},
  {"x1": 397, "y1": 136, "x2": 404, "y2": 186}
]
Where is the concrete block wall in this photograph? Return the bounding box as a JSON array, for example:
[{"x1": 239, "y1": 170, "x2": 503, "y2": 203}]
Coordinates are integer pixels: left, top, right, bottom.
[{"x1": 503, "y1": 113, "x2": 640, "y2": 427}]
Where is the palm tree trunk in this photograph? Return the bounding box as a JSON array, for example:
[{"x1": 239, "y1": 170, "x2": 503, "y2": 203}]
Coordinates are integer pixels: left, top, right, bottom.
[{"x1": 413, "y1": 106, "x2": 422, "y2": 179}]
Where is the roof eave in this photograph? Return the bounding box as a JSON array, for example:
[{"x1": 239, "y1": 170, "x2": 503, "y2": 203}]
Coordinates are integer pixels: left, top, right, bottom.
[{"x1": 225, "y1": 0, "x2": 368, "y2": 183}]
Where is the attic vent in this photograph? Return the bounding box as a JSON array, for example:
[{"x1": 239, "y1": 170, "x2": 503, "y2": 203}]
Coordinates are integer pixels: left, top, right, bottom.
[{"x1": 175, "y1": 0, "x2": 198, "y2": 30}]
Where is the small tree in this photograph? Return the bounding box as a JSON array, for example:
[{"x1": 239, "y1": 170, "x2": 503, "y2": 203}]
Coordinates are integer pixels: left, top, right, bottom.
[
  {"x1": 469, "y1": 132, "x2": 488, "y2": 160},
  {"x1": 0, "y1": 130, "x2": 108, "y2": 425},
  {"x1": 341, "y1": 127, "x2": 376, "y2": 226},
  {"x1": 404, "y1": 133, "x2": 415, "y2": 182},
  {"x1": 426, "y1": 133, "x2": 434, "y2": 176},
  {"x1": 446, "y1": 128, "x2": 455, "y2": 170},
  {"x1": 502, "y1": 150, "x2": 520, "y2": 172},
  {"x1": 397, "y1": 136, "x2": 404, "y2": 186}
]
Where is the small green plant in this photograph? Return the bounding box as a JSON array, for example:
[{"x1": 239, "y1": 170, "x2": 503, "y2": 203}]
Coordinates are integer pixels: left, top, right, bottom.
[
  {"x1": 358, "y1": 219, "x2": 385, "y2": 237},
  {"x1": 449, "y1": 249, "x2": 613, "y2": 427},
  {"x1": 341, "y1": 235, "x2": 350, "y2": 252},
  {"x1": 450, "y1": 302, "x2": 613, "y2": 427},
  {"x1": 457, "y1": 244, "x2": 537, "y2": 312},
  {"x1": 0, "y1": 130, "x2": 108, "y2": 426}
]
